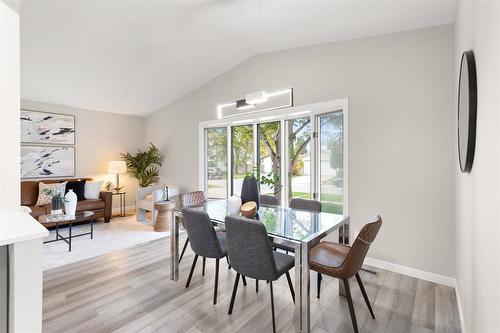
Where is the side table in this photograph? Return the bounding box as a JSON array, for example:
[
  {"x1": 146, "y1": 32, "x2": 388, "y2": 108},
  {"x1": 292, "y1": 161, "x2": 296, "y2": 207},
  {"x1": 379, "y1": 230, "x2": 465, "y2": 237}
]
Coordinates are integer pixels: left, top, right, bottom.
[
  {"x1": 112, "y1": 191, "x2": 126, "y2": 217},
  {"x1": 154, "y1": 200, "x2": 176, "y2": 232}
]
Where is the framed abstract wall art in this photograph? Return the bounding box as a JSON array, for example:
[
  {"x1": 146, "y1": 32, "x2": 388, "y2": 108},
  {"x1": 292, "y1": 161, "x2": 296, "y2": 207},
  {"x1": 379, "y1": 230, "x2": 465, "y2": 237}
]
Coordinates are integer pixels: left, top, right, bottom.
[
  {"x1": 21, "y1": 109, "x2": 75, "y2": 145},
  {"x1": 21, "y1": 145, "x2": 75, "y2": 178}
]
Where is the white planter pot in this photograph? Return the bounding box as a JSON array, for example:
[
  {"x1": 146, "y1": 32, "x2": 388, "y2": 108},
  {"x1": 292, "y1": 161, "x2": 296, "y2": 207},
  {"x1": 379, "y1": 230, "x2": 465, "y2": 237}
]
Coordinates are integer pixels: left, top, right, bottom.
[
  {"x1": 64, "y1": 189, "x2": 77, "y2": 217},
  {"x1": 228, "y1": 196, "x2": 242, "y2": 215}
]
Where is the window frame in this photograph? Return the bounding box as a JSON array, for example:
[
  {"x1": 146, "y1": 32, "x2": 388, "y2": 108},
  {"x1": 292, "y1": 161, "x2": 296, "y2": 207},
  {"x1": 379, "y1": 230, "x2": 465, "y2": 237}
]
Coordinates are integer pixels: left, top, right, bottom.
[
  {"x1": 204, "y1": 127, "x2": 228, "y2": 199},
  {"x1": 199, "y1": 98, "x2": 349, "y2": 214}
]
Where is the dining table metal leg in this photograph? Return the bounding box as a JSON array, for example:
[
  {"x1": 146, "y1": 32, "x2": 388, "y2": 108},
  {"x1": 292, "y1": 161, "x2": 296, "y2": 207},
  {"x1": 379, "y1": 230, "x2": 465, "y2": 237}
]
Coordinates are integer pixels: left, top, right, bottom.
[
  {"x1": 339, "y1": 219, "x2": 350, "y2": 297},
  {"x1": 170, "y1": 214, "x2": 180, "y2": 280},
  {"x1": 294, "y1": 241, "x2": 310, "y2": 333}
]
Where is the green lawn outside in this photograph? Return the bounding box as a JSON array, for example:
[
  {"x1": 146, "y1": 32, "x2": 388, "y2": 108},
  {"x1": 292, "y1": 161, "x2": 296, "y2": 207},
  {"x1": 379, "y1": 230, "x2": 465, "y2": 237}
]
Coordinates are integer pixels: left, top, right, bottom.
[
  {"x1": 322, "y1": 202, "x2": 343, "y2": 214},
  {"x1": 291, "y1": 191, "x2": 311, "y2": 199},
  {"x1": 292, "y1": 191, "x2": 343, "y2": 214},
  {"x1": 292, "y1": 192, "x2": 343, "y2": 203}
]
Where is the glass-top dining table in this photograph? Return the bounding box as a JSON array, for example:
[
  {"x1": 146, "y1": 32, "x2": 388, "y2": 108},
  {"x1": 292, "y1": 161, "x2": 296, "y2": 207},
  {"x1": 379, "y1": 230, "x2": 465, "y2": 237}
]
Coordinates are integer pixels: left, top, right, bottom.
[{"x1": 170, "y1": 199, "x2": 350, "y2": 333}]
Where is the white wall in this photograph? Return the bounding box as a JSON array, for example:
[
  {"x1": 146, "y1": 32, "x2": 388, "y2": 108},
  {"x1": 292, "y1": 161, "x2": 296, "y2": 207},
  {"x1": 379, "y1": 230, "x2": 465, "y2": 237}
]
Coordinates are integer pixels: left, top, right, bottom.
[
  {"x1": 21, "y1": 100, "x2": 146, "y2": 209},
  {"x1": 1, "y1": 2, "x2": 47, "y2": 332},
  {"x1": 455, "y1": 1, "x2": 500, "y2": 332},
  {"x1": 0, "y1": 0, "x2": 20, "y2": 213},
  {"x1": 146, "y1": 25, "x2": 456, "y2": 278}
]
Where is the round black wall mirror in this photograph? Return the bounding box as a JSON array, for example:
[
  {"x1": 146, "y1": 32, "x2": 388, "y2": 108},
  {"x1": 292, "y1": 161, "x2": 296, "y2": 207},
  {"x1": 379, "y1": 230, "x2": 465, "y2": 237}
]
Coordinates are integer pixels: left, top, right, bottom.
[{"x1": 458, "y1": 50, "x2": 477, "y2": 173}]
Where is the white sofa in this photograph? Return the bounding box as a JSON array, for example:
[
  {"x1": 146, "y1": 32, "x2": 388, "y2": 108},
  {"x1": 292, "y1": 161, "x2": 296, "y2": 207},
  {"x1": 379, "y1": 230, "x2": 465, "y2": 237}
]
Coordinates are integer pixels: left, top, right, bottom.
[{"x1": 136, "y1": 184, "x2": 179, "y2": 223}]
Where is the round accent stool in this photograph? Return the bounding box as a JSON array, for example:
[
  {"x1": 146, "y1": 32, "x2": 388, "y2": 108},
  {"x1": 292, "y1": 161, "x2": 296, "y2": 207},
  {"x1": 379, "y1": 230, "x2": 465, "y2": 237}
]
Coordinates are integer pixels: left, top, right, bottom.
[{"x1": 154, "y1": 200, "x2": 176, "y2": 232}]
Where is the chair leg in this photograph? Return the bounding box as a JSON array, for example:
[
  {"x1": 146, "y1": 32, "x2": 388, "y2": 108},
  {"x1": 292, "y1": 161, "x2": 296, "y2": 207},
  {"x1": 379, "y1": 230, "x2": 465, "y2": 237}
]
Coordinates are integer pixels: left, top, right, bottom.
[
  {"x1": 242, "y1": 275, "x2": 247, "y2": 286},
  {"x1": 185, "y1": 254, "x2": 198, "y2": 288},
  {"x1": 317, "y1": 273, "x2": 322, "y2": 298},
  {"x1": 285, "y1": 272, "x2": 295, "y2": 303},
  {"x1": 270, "y1": 281, "x2": 276, "y2": 333},
  {"x1": 356, "y1": 272, "x2": 375, "y2": 319},
  {"x1": 178, "y1": 238, "x2": 189, "y2": 263},
  {"x1": 213, "y1": 259, "x2": 220, "y2": 305},
  {"x1": 256, "y1": 279, "x2": 259, "y2": 293},
  {"x1": 228, "y1": 273, "x2": 240, "y2": 314},
  {"x1": 202, "y1": 257, "x2": 206, "y2": 276},
  {"x1": 343, "y1": 279, "x2": 359, "y2": 333}
]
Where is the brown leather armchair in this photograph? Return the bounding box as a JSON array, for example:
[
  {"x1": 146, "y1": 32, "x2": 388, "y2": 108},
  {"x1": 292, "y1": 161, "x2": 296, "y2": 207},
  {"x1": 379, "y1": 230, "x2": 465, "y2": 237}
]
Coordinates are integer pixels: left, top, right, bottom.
[
  {"x1": 309, "y1": 215, "x2": 382, "y2": 333},
  {"x1": 21, "y1": 178, "x2": 112, "y2": 226}
]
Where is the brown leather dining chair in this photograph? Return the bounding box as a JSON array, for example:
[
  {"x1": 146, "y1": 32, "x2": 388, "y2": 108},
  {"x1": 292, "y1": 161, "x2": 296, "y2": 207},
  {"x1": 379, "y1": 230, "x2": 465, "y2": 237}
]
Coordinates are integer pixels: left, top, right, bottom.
[
  {"x1": 178, "y1": 191, "x2": 207, "y2": 264},
  {"x1": 309, "y1": 215, "x2": 382, "y2": 333}
]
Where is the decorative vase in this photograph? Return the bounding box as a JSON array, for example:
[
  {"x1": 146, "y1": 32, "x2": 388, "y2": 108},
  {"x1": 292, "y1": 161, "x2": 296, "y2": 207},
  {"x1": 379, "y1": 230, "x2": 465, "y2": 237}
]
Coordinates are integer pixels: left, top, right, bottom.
[
  {"x1": 240, "y1": 175, "x2": 260, "y2": 209},
  {"x1": 228, "y1": 195, "x2": 242, "y2": 215},
  {"x1": 64, "y1": 189, "x2": 77, "y2": 217},
  {"x1": 51, "y1": 196, "x2": 63, "y2": 215}
]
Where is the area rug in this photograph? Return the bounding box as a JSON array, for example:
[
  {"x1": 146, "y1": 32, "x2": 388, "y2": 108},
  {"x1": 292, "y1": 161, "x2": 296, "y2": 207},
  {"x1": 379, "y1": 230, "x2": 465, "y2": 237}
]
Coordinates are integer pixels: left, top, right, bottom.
[{"x1": 42, "y1": 214, "x2": 171, "y2": 271}]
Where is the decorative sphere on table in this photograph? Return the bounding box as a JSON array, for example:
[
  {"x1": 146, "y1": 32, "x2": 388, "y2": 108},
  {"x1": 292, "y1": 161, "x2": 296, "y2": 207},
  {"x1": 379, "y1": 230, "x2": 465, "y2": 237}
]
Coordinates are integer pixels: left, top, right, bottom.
[
  {"x1": 64, "y1": 189, "x2": 77, "y2": 217},
  {"x1": 240, "y1": 201, "x2": 257, "y2": 218},
  {"x1": 228, "y1": 195, "x2": 242, "y2": 215}
]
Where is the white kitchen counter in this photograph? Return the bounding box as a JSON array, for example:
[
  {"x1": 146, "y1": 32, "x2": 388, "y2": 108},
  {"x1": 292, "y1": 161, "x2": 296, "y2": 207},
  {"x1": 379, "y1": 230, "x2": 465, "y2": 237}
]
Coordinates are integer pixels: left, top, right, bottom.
[
  {"x1": 1, "y1": 211, "x2": 48, "y2": 332},
  {"x1": 0, "y1": 211, "x2": 48, "y2": 246}
]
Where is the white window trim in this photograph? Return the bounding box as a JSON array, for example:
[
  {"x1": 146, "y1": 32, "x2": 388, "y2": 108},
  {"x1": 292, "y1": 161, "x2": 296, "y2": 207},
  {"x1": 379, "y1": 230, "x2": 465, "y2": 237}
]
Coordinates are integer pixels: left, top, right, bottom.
[{"x1": 199, "y1": 97, "x2": 349, "y2": 214}]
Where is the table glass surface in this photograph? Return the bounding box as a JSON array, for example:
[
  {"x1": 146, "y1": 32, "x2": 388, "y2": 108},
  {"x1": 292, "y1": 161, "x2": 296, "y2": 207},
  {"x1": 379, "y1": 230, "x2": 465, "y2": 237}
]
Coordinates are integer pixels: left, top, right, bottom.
[
  {"x1": 38, "y1": 211, "x2": 94, "y2": 223},
  {"x1": 176, "y1": 199, "x2": 347, "y2": 243}
]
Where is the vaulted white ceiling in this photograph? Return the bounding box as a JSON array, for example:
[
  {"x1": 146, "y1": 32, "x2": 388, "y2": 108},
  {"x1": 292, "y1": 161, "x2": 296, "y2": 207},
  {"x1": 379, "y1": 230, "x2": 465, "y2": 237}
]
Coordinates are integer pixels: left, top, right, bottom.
[{"x1": 20, "y1": 0, "x2": 457, "y2": 116}]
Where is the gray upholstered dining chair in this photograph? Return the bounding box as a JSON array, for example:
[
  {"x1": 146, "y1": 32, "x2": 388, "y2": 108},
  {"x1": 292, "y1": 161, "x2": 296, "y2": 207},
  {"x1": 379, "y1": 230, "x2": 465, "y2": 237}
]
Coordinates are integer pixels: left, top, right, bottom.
[
  {"x1": 181, "y1": 208, "x2": 227, "y2": 305},
  {"x1": 289, "y1": 198, "x2": 322, "y2": 212},
  {"x1": 225, "y1": 215, "x2": 295, "y2": 333},
  {"x1": 260, "y1": 194, "x2": 279, "y2": 206},
  {"x1": 272, "y1": 198, "x2": 322, "y2": 254}
]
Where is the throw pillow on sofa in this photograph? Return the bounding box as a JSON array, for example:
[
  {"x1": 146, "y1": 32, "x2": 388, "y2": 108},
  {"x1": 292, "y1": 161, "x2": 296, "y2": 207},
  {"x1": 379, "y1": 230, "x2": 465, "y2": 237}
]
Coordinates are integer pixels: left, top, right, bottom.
[
  {"x1": 36, "y1": 181, "x2": 67, "y2": 206},
  {"x1": 84, "y1": 181, "x2": 104, "y2": 200},
  {"x1": 66, "y1": 179, "x2": 86, "y2": 200}
]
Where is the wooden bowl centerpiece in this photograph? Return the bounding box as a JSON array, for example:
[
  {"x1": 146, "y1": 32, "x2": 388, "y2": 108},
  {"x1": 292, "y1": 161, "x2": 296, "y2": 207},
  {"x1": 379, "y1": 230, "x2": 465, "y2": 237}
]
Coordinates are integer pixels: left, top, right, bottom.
[{"x1": 240, "y1": 201, "x2": 257, "y2": 218}]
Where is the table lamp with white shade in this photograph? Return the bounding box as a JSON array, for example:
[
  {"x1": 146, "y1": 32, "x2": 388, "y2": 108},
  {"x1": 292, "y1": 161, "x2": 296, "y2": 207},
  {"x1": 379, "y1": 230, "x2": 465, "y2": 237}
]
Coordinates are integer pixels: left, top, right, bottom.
[{"x1": 108, "y1": 160, "x2": 127, "y2": 192}]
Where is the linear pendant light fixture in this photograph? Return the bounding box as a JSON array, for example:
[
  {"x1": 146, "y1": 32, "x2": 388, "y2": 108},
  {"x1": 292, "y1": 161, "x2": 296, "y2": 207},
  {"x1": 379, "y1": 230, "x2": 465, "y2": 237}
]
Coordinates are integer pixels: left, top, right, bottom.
[
  {"x1": 217, "y1": 88, "x2": 293, "y2": 119},
  {"x1": 236, "y1": 99, "x2": 255, "y2": 110}
]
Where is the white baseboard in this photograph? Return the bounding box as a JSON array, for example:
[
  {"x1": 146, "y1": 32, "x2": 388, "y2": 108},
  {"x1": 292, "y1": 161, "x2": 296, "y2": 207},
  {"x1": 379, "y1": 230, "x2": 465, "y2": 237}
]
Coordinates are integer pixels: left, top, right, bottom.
[
  {"x1": 454, "y1": 281, "x2": 467, "y2": 333},
  {"x1": 365, "y1": 257, "x2": 466, "y2": 331},
  {"x1": 364, "y1": 256, "x2": 456, "y2": 287},
  {"x1": 112, "y1": 205, "x2": 135, "y2": 214}
]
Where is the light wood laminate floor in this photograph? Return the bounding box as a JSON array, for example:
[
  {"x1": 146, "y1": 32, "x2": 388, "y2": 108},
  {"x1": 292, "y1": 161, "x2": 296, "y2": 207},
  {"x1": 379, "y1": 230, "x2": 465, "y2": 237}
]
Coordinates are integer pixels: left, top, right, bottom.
[{"x1": 43, "y1": 236, "x2": 461, "y2": 333}]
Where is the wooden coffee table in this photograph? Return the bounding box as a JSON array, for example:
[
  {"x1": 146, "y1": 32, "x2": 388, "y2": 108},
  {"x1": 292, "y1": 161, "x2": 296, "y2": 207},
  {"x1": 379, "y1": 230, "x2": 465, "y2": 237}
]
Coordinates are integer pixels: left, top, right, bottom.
[{"x1": 38, "y1": 211, "x2": 94, "y2": 252}]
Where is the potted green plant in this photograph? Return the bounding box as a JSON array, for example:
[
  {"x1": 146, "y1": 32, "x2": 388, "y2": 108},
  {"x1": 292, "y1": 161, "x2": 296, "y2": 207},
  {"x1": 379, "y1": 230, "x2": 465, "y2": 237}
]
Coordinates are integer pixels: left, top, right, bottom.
[{"x1": 121, "y1": 143, "x2": 164, "y2": 187}]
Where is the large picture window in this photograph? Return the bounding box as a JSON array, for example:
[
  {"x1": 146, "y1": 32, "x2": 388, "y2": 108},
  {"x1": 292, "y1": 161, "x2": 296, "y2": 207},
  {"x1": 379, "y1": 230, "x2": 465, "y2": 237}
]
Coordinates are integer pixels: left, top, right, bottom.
[
  {"x1": 287, "y1": 117, "x2": 311, "y2": 201},
  {"x1": 201, "y1": 100, "x2": 347, "y2": 212},
  {"x1": 258, "y1": 121, "x2": 281, "y2": 198},
  {"x1": 231, "y1": 125, "x2": 254, "y2": 195},
  {"x1": 206, "y1": 127, "x2": 227, "y2": 199},
  {"x1": 318, "y1": 111, "x2": 344, "y2": 214}
]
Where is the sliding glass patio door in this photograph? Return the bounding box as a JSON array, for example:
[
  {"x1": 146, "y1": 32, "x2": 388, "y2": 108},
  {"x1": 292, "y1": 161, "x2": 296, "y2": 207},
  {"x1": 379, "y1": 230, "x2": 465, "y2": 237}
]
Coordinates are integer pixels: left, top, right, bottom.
[
  {"x1": 231, "y1": 124, "x2": 254, "y2": 195},
  {"x1": 202, "y1": 103, "x2": 346, "y2": 213},
  {"x1": 316, "y1": 111, "x2": 344, "y2": 214},
  {"x1": 257, "y1": 121, "x2": 281, "y2": 198},
  {"x1": 205, "y1": 127, "x2": 228, "y2": 199},
  {"x1": 286, "y1": 116, "x2": 312, "y2": 202}
]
